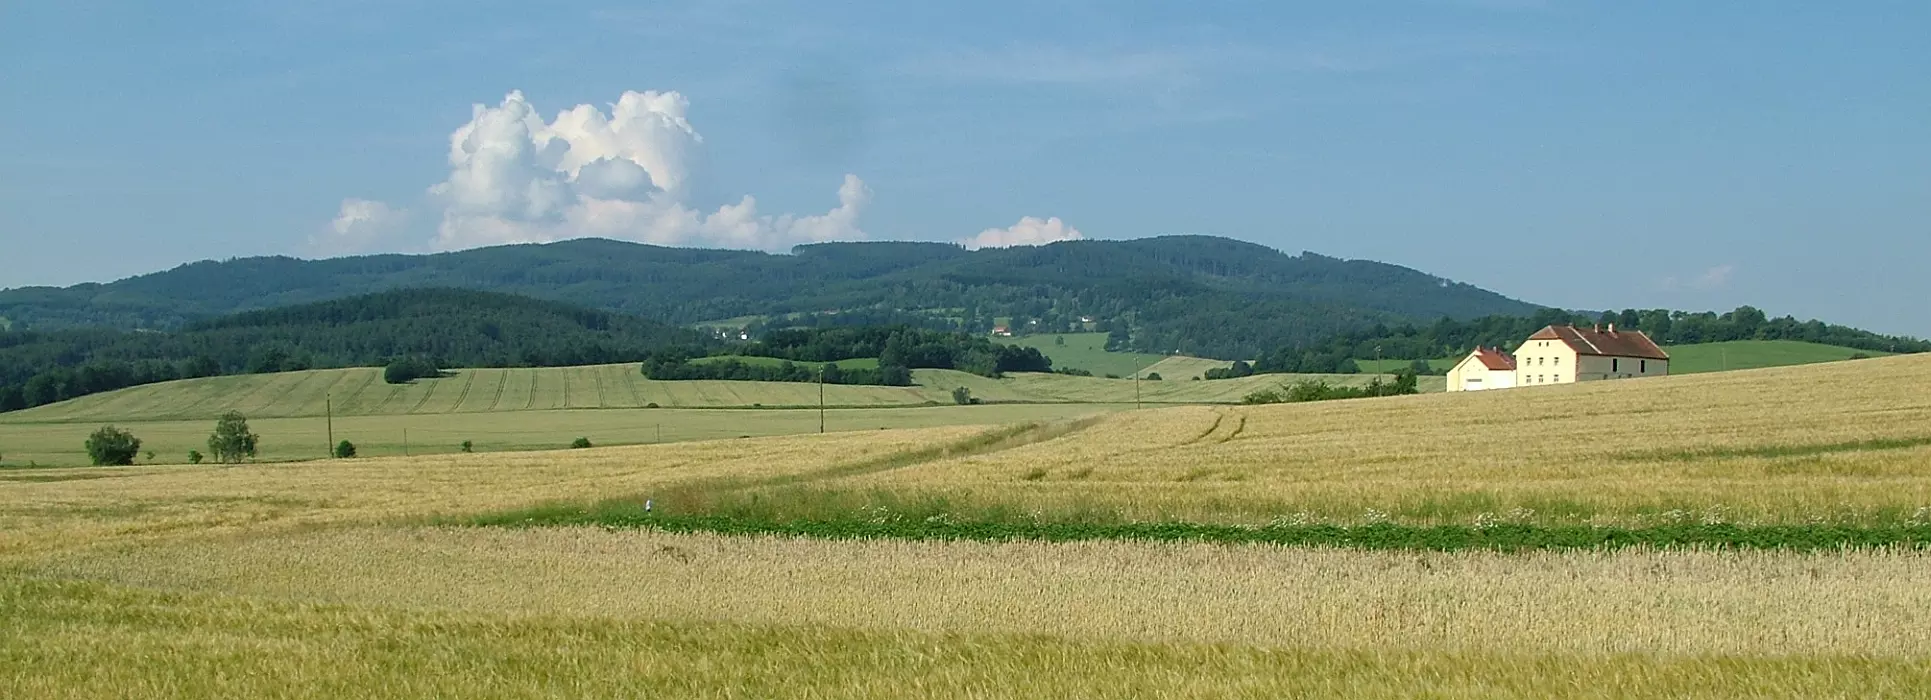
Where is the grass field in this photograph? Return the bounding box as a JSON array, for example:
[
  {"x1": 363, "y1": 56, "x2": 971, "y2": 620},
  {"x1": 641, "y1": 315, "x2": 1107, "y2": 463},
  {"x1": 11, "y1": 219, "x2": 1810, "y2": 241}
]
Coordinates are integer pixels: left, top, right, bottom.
[
  {"x1": 1665, "y1": 339, "x2": 1890, "y2": 373},
  {"x1": 1368, "y1": 340, "x2": 1894, "y2": 376},
  {"x1": 994, "y1": 332, "x2": 1170, "y2": 377},
  {"x1": 1355, "y1": 357, "x2": 1458, "y2": 374},
  {"x1": 5, "y1": 356, "x2": 1931, "y2": 697}
]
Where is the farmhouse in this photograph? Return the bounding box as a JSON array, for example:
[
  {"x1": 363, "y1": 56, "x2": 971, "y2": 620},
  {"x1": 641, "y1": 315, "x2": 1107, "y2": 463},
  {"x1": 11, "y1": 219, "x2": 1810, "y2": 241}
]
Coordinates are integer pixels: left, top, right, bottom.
[
  {"x1": 1448, "y1": 324, "x2": 1670, "y2": 392},
  {"x1": 1446, "y1": 347, "x2": 1517, "y2": 392},
  {"x1": 1514, "y1": 324, "x2": 1670, "y2": 386}
]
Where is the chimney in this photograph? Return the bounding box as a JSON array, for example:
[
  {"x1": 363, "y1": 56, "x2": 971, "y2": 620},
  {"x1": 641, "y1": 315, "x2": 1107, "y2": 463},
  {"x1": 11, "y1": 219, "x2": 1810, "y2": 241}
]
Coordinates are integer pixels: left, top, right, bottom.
[{"x1": 1608, "y1": 323, "x2": 1616, "y2": 333}]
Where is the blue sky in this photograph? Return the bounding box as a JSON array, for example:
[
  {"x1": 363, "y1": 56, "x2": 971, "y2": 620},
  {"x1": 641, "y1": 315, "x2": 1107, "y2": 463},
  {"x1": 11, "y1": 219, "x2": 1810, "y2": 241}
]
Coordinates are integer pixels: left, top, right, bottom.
[{"x1": 2, "y1": 1, "x2": 1927, "y2": 335}]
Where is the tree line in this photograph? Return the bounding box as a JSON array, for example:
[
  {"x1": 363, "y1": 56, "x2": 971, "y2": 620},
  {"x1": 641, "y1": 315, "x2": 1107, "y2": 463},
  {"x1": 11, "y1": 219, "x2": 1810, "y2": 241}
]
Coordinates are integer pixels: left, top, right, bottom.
[
  {"x1": 0, "y1": 289, "x2": 710, "y2": 413},
  {"x1": 642, "y1": 326, "x2": 1053, "y2": 387}
]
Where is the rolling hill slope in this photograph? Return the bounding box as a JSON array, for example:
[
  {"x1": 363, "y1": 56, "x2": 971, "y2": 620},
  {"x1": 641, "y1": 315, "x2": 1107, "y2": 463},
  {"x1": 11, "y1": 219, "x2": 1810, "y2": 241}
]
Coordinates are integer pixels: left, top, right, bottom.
[
  {"x1": 0, "y1": 366, "x2": 1439, "y2": 424},
  {"x1": 0, "y1": 236, "x2": 1538, "y2": 358}
]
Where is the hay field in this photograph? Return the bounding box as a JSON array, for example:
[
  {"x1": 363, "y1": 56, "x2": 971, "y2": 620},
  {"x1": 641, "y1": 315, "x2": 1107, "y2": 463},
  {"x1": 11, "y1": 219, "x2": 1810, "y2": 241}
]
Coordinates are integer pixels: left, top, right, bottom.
[
  {"x1": 846, "y1": 354, "x2": 1931, "y2": 526},
  {"x1": 0, "y1": 364, "x2": 1432, "y2": 425},
  {"x1": 0, "y1": 403, "x2": 1122, "y2": 467},
  {"x1": 6, "y1": 357, "x2": 1931, "y2": 696}
]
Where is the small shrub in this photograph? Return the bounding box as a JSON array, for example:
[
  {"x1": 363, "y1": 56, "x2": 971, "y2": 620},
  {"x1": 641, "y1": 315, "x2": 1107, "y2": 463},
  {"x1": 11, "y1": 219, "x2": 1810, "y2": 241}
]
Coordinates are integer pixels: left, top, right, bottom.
[
  {"x1": 333, "y1": 440, "x2": 357, "y2": 458},
  {"x1": 571, "y1": 437, "x2": 593, "y2": 449},
  {"x1": 1145, "y1": 372, "x2": 1162, "y2": 381},
  {"x1": 951, "y1": 386, "x2": 973, "y2": 405},
  {"x1": 645, "y1": 402, "x2": 660, "y2": 408},
  {"x1": 460, "y1": 440, "x2": 474, "y2": 453},
  {"x1": 85, "y1": 425, "x2": 141, "y2": 466},
  {"x1": 1850, "y1": 353, "x2": 1872, "y2": 360},
  {"x1": 188, "y1": 450, "x2": 203, "y2": 464},
  {"x1": 144, "y1": 450, "x2": 156, "y2": 463}
]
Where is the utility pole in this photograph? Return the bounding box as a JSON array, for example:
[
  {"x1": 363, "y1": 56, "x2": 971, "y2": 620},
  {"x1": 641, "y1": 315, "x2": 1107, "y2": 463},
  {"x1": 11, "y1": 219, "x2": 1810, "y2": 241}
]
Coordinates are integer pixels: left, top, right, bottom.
[
  {"x1": 403, "y1": 428, "x2": 409, "y2": 457},
  {"x1": 1134, "y1": 358, "x2": 1142, "y2": 410},
  {"x1": 818, "y1": 366, "x2": 827, "y2": 433},
  {"x1": 325, "y1": 394, "x2": 334, "y2": 458}
]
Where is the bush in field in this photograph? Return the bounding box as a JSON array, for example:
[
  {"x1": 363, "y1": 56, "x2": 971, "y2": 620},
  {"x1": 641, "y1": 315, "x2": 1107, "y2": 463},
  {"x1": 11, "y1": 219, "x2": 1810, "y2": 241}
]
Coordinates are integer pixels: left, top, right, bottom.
[
  {"x1": 188, "y1": 450, "x2": 203, "y2": 464},
  {"x1": 951, "y1": 387, "x2": 973, "y2": 405},
  {"x1": 84, "y1": 425, "x2": 141, "y2": 466},
  {"x1": 571, "y1": 437, "x2": 593, "y2": 449},
  {"x1": 383, "y1": 357, "x2": 440, "y2": 384},
  {"x1": 333, "y1": 440, "x2": 357, "y2": 458},
  {"x1": 460, "y1": 440, "x2": 473, "y2": 453},
  {"x1": 207, "y1": 411, "x2": 259, "y2": 464},
  {"x1": 1145, "y1": 372, "x2": 1162, "y2": 381}
]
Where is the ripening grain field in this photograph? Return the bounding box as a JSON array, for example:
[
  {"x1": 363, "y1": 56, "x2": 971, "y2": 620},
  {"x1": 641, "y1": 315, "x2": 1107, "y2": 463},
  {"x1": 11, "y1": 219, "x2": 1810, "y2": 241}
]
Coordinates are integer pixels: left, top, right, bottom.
[{"x1": 4, "y1": 355, "x2": 1931, "y2": 698}]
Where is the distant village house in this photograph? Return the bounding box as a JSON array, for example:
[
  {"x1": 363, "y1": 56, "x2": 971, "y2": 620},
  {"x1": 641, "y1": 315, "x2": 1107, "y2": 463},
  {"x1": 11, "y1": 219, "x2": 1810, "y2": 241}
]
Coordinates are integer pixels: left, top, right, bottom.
[{"x1": 1447, "y1": 324, "x2": 1669, "y2": 392}]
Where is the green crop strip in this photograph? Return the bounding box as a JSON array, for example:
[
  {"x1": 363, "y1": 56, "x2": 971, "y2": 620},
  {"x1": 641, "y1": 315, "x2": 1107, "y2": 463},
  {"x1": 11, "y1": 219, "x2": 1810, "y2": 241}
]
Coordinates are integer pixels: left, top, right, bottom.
[
  {"x1": 462, "y1": 505, "x2": 1931, "y2": 553},
  {"x1": 1614, "y1": 435, "x2": 1931, "y2": 462}
]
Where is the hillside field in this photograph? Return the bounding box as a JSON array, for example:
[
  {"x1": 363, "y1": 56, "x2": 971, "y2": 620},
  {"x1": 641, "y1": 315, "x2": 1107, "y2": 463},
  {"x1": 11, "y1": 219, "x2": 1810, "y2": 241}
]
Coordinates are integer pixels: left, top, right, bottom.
[
  {"x1": 1664, "y1": 339, "x2": 1891, "y2": 373},
  {"x1": 1358, "y1": 340, "x2": 1893, "y2": 376},
  {"x1": 0, "y1": 365, "x2": 1439, "y2": 466},
  {"x1": 4, "y1": 356, "x2": 1931, "y2": 697},
  {"x1": 992, "y1": 332, "x2": 1171, "y2": 377}
]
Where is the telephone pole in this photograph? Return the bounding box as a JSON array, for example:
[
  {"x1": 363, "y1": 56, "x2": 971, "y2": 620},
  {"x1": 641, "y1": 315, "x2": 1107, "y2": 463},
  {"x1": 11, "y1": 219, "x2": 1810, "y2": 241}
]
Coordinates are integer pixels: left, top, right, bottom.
[
  {"x1": 325, "y1": 394, "x2": 334, "y2": 457},
  {"x1": 818, "y1": 366, "x2": 827, "y2": 433}
]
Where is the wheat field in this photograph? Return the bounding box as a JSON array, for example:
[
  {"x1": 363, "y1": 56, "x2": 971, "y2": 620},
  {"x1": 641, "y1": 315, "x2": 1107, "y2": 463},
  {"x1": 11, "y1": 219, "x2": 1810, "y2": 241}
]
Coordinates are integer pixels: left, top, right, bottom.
[{"x1": 4, "y1": 355, "x2": 1931, "y2": 697}]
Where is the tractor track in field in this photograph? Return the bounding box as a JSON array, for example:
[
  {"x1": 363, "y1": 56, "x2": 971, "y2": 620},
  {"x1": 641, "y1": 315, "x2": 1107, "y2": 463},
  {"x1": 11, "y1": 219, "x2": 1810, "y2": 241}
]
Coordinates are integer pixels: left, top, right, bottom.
[
  {"x1": 484, "y1": 370, "x2": 510, "y2": 412},
  {"x1": 436, "y1": 371, "x2": 479, "y2": 414},
  {"x1": 521, "y1": 371, "x2": 538, "y2": 411},
  {"x1": 405, "y1": 378, "x2": 440, "y2": 414}
]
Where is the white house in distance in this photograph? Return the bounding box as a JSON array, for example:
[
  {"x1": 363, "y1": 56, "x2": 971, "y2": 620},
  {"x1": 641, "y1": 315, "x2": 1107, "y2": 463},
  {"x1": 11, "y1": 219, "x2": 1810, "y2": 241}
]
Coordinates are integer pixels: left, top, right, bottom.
[
  {"x1": 1448, "y1": 324, "x2": 1670, "y2": 392},
  {"x1": 1446, "y1": 347, "x2": 1517, "y2": 392}
]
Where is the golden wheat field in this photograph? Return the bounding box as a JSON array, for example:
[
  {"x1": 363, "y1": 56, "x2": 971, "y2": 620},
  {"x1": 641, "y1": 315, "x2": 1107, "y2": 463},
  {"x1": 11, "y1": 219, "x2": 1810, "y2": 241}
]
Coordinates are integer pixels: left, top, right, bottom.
[{"x1": 5, "y1": 355, "x2": 1931, "y2": 698}]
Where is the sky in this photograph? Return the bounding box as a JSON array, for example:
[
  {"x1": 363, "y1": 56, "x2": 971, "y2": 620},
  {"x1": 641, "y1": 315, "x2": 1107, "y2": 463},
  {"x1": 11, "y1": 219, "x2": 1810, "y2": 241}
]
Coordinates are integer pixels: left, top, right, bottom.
[{"x1": 2, "y1": 1, "x2": 1927, "y2": 335}]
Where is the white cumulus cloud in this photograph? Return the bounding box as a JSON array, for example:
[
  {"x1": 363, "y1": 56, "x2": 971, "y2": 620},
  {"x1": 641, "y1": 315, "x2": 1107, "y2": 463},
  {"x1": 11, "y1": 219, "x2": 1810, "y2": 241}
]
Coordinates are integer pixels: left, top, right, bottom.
[
  {"x1": 329, "y1": 90, "x2": 870, "y2": 254},
  {"x1": 311, "y1": 199, "x2": 410, "y2": 255},
  {"x1": 960, "y1": 216, "x2": 1085, "y2": 250}
]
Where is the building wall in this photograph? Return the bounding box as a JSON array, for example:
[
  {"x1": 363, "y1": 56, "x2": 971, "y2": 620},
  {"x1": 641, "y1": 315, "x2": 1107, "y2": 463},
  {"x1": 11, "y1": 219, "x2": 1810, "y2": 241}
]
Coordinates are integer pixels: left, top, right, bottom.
[
  {"x1": 1575, "y1": 355, "x2": 1669, "y2": 381},
  {"x1": 1447, "y1": 353, "x2": 1515, "y2": 391},
  {"x1": 1510, "y1": 339, "x2": 1579, "y2": 386}
]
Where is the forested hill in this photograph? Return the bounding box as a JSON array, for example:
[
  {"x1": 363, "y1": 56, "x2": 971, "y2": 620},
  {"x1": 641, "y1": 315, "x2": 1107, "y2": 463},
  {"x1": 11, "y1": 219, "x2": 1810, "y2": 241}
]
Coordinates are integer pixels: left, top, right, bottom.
[
  {"x1": 0, "y1": 289, "x2": 710, "y2": 411},
  {"x1": 0, "y1": 236, "x2": 1538, "y2": 358}
]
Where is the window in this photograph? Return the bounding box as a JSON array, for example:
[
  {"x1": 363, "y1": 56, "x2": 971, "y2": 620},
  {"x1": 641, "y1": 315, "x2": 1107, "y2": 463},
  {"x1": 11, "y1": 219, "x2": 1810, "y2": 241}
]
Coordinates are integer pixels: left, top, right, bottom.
[
  {"x1": 1612, "y1": 358, "x2": 1620, "y2": 373},
  {"x1": 1554, "y1": 357, "x2": 1560, "y2": 365},
  {"x1": 1641, "y1": 360, "x2": 1648, "y2": 372}
]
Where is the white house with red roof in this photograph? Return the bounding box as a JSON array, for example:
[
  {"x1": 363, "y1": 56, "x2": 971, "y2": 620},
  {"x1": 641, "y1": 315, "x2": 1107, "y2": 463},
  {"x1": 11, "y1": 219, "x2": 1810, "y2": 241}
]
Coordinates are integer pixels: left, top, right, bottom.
[
  {"x1": 1448, "y1": 324, "x2": 1670, "y2": 391},
  {"x1": 1446, "y1": 346, "x2": 1517, "y2": 391}
]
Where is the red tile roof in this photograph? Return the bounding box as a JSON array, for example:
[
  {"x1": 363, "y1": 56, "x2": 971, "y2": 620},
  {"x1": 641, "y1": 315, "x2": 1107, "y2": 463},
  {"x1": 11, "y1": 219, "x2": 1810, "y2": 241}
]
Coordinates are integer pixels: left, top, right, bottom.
[
  {"x1": 1528, "y1": 325, "x2": 1670, "y2": 360},
  {"x1": 1471, "y1": 347, "x2": 1516, "y2": 371}
]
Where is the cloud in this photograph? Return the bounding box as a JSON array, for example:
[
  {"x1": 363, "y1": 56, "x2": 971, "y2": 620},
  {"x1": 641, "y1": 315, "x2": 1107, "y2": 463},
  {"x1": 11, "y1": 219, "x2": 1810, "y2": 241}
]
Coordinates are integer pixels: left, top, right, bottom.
[
  {"x1": 311, "y1": 199, "x2": 410, "y2": 255},
  {"x1": 1659, "y1": 264, "x2": 1737, "y2": 292},
  {"x1": 1692, "y1": 264, "x2": 1735, "y2": 289},
  {"x1": 960, "y1": 216, "x2": 1085, "y2": 250},
  {"x1": 332, "y1": 90, "x2": 869, "y2": 254}
]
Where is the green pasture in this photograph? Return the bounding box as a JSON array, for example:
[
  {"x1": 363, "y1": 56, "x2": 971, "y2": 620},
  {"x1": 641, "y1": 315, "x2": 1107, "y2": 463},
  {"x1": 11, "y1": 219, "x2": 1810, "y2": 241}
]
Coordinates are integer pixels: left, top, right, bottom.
[
  {"x1": 1663, "y1": 340, "x2": 1890, "y2": 374},
  {"x1": 995, "y1": 332, "x2": 1170, "y2": 377}
]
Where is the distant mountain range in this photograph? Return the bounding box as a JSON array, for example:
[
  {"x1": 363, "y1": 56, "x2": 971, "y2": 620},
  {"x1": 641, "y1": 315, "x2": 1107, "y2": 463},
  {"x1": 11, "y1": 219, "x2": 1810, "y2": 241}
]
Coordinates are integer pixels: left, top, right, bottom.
[{"x1": 0, "y1": 235, "x2": 1537, "y2": 359}]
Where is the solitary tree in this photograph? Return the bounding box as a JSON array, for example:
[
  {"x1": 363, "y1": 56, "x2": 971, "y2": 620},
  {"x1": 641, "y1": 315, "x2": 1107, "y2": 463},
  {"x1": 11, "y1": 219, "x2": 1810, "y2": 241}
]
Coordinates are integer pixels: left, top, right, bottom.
[
  {"x1": 333, "y1": 440, "x2": 357, "y2": 458},
  {"x1": 951, "y1": 386, "x2": 973, "y2": 405},
  {"x1": 188, "y1": 450, "x2": 204, "y2": 464},
  {"x1": 207, "y1": 411, "x2": 259, "y2": 464},
  {"x1": 85, "y1": 425, "x2": 141, "y2": 466},
  {"x1": 570, "y1": 437, "x2": 593, "y2": 449}
]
